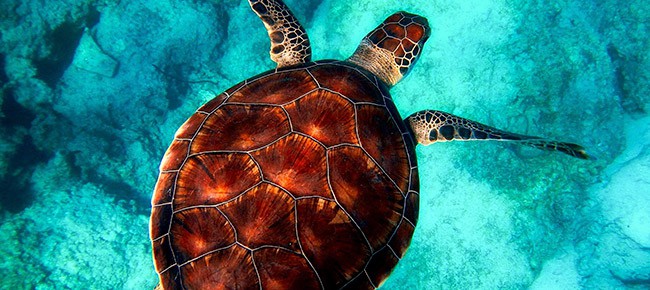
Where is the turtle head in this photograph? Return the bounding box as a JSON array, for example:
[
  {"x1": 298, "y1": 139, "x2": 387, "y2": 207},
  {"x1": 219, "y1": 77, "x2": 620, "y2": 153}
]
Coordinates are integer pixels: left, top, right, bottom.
[{"x1": 348, "y1": 11, "x2": 430, "y2": 87}]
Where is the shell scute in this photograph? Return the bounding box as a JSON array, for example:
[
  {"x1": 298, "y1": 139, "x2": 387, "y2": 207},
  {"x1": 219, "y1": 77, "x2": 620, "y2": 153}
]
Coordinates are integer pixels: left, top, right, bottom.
[
  {"x1": 309, "y1": 64, "x2": 385, "y2": 104},
  {"x1": 152, "y1": 236, "x2": 175, "y2": 274},
  {"x1": 151, "y1": 172, "x2": 176, "y2": 206},
  {"x1": 389, "y1": 220, "x2": 415, "y2": 258},
  {"x1": 284, "y1": 89, "x2": 358, "y2": 146},
  {"x1": 190, "y1": 104, "x2": 290, "y2": 152},
  {"x1": 328, "y1": 146, "x2": 404, "y2": 250},
  {"x1": 159, "y1": 140, "x2": 189, "y2": 171},
  {"x1": 218, "y1": 183, "x2": 297, "y2": 250},
  {"x1": 366, "y1": 246, "x2": 400, "y2": 286},
  {"x1": 357, "y1": 105, "x2": 410, "y2": 194},
  {"x1": 150, "y1": 204, "x2": 172, "y2": 240},
  {"x1": 174, "y1": 112, "x2": 208, "y2": 140},
  {"x1": 228, "y1": 69, "x2": 317, "y2": 104},
  {"x1": 255, "y1": 248, "x2": 321, "y2": 289},
  {"x1": 174, "y1": 153, "x2": 261, "y2": 210},
  {"x1": 296, "y1": 198, "x2": 371, "y2": 289},
  {"x1": 151, "y1": 63, "x2": 419, "y2": 289},
  {"x1": 181, "y1": 245, "x2": 257, "y2": 289},
  {"x1": 169, "y1": 207, "x2": 235, "y2": 264},
  {"x1": 197, "y1": 93, "x2": 227, "y2": 113},
  {"x1": 251, "y1": 133, "x2": 331, "y2": 199}
]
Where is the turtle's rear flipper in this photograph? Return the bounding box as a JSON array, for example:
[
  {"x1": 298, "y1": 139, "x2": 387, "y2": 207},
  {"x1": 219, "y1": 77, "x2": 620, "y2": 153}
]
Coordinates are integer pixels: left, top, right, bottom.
[
  {"x1": 248, "y1": 0, "x2": 311, "y2": 68},
  {"x1": 406, "y1": 110, "x2": 590, "y2": 160}
]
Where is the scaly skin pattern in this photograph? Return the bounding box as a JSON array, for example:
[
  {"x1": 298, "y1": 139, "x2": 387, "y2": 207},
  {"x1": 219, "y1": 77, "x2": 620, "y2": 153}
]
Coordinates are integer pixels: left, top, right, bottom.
[
  {"x1": 348, "y1": 12, "x2": 430, "y2": 86},
  {"x1": 249, "y1": 0, "x2": 311, "y2": 68},
  {"x1": 407, "y1": 110, "x2": 590, "y2": 159}
]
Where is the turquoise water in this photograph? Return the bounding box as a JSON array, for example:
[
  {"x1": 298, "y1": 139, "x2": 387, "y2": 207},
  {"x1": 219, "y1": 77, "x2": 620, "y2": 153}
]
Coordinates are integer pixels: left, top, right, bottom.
[{"x1": 1, "y1": 0, "x2": 648, "y2": 289}]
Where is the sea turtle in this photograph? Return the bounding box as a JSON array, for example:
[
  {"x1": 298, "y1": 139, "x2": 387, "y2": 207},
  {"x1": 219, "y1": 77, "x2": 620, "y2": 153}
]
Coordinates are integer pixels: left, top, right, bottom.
[{"x1": 150, "y1": 0, "x2": 589, "y2": 289}]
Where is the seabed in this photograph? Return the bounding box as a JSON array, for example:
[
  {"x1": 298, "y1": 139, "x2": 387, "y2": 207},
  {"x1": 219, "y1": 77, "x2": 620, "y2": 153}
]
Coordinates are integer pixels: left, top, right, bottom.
[{"x1": 0, "y1": 0, "x2": 648, "y2": 288}]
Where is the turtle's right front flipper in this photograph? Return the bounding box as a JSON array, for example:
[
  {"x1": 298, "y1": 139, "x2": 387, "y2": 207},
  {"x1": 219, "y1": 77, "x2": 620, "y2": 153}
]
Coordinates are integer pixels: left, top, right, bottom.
[
  {"x1": 248, "y1": 0, "x2": 311, "y2": 68},
  {"x1": 406, "y1": 110, "x2": 590, "y2": 159}
]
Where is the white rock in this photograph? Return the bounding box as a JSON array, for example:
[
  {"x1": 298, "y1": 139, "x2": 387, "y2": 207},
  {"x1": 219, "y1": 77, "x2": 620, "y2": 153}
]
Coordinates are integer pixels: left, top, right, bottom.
[
  {"x1": 597, "y1": 116, "x2": 650, "y2": 248},
  {"x1": 530, "y1": 249, "x2": 581, "y2": 290},
  {"x1": 72, "y1": 29, "x2": 119, "y2": 77}
]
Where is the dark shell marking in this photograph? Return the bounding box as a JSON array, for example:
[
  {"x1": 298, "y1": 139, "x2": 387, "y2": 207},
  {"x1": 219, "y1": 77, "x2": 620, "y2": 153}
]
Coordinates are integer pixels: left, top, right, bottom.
[{"x1": 151, "y1": 61, "x2": 419, "y2": 289}]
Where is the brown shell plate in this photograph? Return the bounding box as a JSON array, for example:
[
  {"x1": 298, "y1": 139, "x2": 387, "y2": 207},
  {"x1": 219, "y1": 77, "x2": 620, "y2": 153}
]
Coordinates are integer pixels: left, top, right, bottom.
[{"x1": 150, "y1": 61, "x2": 420, "y2": 289}]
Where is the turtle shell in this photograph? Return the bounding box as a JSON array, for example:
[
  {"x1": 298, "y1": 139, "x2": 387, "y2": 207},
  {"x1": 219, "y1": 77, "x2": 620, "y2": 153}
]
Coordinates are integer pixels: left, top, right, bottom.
[{"x1": 150, "y1": 60, "x2": 420, "y2": 289}]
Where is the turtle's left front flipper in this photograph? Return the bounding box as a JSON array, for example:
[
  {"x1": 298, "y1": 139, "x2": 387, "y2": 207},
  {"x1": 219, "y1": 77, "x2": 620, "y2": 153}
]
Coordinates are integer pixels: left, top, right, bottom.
[
  {"x1": 248, "y1": 0, "x2": 311, "y2": 68},
  {"x1": 406, "y1": 110, "x2": 590, "y2": 159}
]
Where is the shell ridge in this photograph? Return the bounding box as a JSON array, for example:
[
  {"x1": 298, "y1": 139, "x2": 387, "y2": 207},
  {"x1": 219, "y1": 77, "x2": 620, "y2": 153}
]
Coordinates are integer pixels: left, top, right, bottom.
[
  {"x1": 293, "y1": 201, "x2": 325, "y2": 290},
  {"x1": 291, "y1": 131, "x2": 328, "y2": 149},
  {"x1": 326, "y1": 147, "x2": 375, "y2": 254},
  {"x1": 294, "y1": 195, "x2": 336, "y2": 202},
  {"x1": 261, "y1": 180, "x2": 297, "y2": 200},
  {"x1": 280, "y1": 106, "x2": 294, "y2": 132},
  {"x1": 246, "y1": 131, "x2": 293, "y2": 153},
  {"x1": 365, "y1": 270, "x2": 378, "y2": 289},
  {"x1": 386, "y1": 244, "x2": 400, "y2": 260},
  {"x1": 157, "y1": 261, "x2": 178, "y2": 275},
  {"x1": 250, "y1": 244, "x2": 301, "y2": 254},
  {"x1": 356, "y1": 128, "x2": 406, "y2": 197},
  {"x1": 250, "y1": 251, "x2": 263, "y2": 290},
  {"x1": 278, "y1": 88, "x2": 320, "y2": 106},
  {"x1": 171, "y1": 180, "x2": 263, "y2": 214},
  {"x1": 305, "y1": 67, "x2": 321, "y2": 88},
  {"x1": 178, "y1": 243, "x2": 237, "y2": 267}
]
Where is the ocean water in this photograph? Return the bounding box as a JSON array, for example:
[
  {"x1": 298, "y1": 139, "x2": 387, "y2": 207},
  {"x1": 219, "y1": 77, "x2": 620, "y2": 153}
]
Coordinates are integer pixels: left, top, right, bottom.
[{"x1": 0, "y1": 0, "x2": 648, "y2": 289}]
